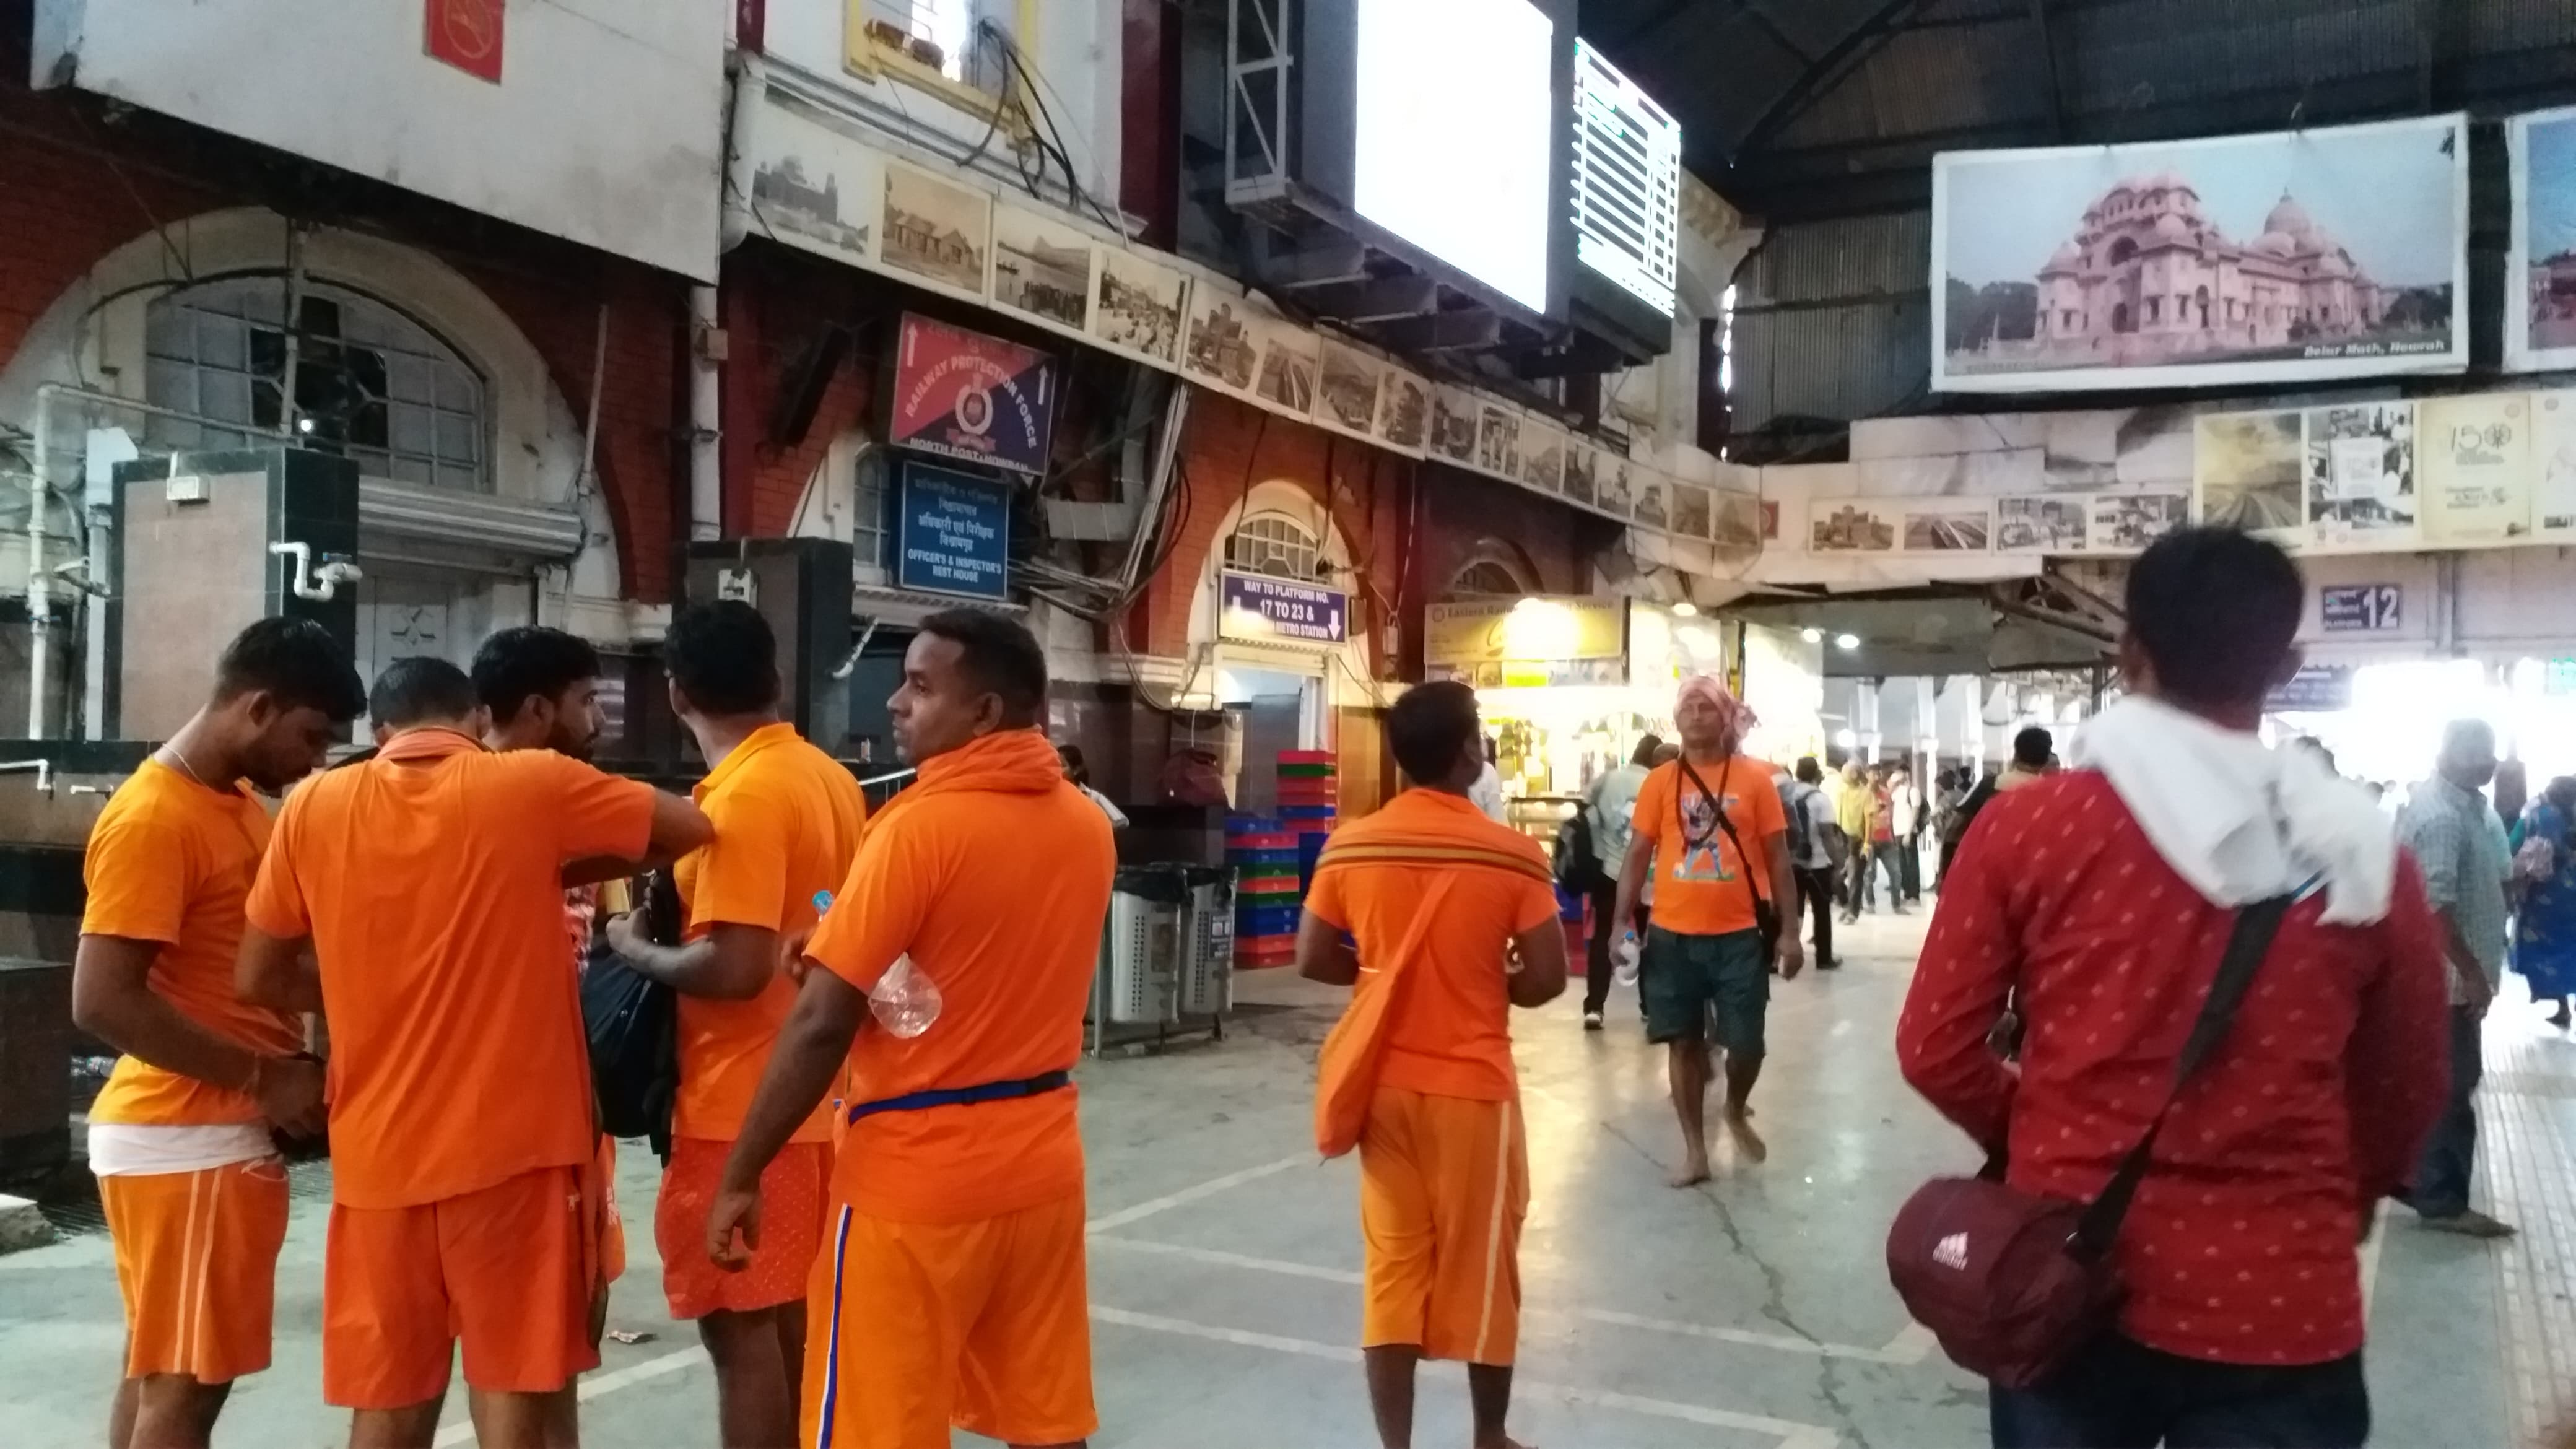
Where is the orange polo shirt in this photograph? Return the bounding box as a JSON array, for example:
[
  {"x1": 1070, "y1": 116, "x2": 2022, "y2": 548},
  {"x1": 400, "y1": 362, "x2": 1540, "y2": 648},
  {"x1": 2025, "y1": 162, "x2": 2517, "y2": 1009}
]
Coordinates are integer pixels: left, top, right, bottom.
[
  {"x1": 82, "y1": 759, "x2": 298, "y2": 1126},
  {"x1": 803, "y1": 729, "x2": 1115, "y2": 1225},
  {"x1": 1303, "y1": 790, "x2": 1559, "y2": 1102},
  {"x1": 244, "y1": 728, "x2": 656, "y2": 1210},
  {"x1": 1630, "y1": 754, "x2": 1786, "y2": 937},
  {"x1": 671, "y1": 721, "x2": 866, "y2": 1144}
]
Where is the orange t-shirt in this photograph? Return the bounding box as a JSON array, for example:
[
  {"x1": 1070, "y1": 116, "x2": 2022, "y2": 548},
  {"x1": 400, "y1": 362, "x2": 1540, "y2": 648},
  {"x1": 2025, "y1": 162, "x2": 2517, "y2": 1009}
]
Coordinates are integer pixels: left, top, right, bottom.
[
  {"x1": 803, "y1": 729, "x2": 1115, "y2": 1225},
  {"x1": 82, "y1": 759, "x2": 299, "y2": 1126},
  {"x1": 1630, "y1": 754, "x2": 1786, "y2": 938},
  {"x1": 243, "y1": 728, "x2": 656, "y2": 1210},
  {"x1": 672, "y1": 722, "x2": 866, "y2": 1144},
  {"x1": 1303, "y1": 790, "x2": 1559, "y2": 1103}
]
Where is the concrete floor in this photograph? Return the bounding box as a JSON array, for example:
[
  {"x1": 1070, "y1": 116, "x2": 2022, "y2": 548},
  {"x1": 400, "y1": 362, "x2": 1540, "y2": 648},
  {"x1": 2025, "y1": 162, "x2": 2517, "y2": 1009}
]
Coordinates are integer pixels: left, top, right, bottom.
[{"x1": 0, "y1": 910, "x2": 2548, "y2": 1447}]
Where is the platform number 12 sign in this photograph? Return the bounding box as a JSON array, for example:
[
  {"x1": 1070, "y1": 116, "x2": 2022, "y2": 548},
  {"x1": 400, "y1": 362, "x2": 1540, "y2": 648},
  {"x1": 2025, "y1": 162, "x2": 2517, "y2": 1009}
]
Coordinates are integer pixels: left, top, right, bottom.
[{"x1": 2320, "y1": 583, "x2": 2401, "y2": 633}]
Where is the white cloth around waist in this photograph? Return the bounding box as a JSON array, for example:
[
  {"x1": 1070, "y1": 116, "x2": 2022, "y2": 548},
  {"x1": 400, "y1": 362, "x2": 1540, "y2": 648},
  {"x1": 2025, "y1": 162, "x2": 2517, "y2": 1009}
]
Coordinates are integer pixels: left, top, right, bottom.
[{"x1": 87, "y1": 1121, "x2": 278, "y2": 1177}]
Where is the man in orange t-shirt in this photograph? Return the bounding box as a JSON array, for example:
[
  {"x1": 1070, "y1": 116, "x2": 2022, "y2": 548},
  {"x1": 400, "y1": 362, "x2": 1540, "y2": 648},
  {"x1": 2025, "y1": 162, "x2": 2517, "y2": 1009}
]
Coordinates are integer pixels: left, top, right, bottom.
[
  {"x1": 237, "y1": 656, "x2": 711, "y2": 1449},
  {"x1": 704, "y1": 611, "x2": 1113, "y2": 1449},
  {"x1": 72, "y1": 617, "x2": 363, "y2": 1449},
  {"x1": 1297, "y1": 680, "x2": 1568, "y2": 1449},
  {"x1": 1610, "y1": 676, "x2": 1801, "y2": 1185},
  {"x1": 599, "y1": 601, "x2": 864, "y2": 1447},
  {"x1": 473, "y1": 625, "x2": 632, "y2": 1292}
]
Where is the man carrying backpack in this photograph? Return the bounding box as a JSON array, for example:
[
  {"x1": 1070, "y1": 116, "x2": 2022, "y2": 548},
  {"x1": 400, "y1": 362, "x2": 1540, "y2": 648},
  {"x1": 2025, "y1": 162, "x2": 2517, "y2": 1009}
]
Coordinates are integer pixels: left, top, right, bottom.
[
  {"x1": 1576, "y1": 736, "x2": 1661, "y2": 1030},
  {"x1": 1780, "y1": 757, "x2": 1841, "y2": 970}
]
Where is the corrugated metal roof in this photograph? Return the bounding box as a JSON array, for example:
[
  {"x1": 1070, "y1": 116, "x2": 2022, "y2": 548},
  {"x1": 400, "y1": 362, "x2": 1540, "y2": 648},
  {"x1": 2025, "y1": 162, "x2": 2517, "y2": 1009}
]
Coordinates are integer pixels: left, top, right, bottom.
[
  {"x1": 1741, "y1": 212, "x2": 1931, "y2": 305},
  {"x1": 1587, "y1": 0, "x2": 2576, "y2": 217},
  {"x1": 1732, "y1": 289, "x2": 1930, "y2": 432}
]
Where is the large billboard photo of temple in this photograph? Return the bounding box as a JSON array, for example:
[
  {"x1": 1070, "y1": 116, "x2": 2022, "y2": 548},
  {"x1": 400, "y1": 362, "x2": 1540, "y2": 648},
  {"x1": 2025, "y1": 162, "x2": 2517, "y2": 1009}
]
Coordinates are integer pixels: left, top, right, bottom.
[{"x1": 1934, "y1": 116, "x2": 2466, "y2": 391}]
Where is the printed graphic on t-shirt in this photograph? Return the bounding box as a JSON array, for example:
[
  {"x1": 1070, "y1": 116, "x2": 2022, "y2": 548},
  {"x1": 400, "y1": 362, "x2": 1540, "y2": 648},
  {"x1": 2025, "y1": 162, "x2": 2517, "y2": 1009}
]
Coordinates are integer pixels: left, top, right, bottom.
[{"x1": 1673, "y1": 788, "x2": 1742, "y2": 883}]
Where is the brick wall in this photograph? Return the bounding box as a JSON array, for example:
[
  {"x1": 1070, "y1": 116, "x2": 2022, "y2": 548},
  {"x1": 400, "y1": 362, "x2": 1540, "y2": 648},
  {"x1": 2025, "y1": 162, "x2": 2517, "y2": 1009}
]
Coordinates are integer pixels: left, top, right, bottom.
[
  {"x1": 0, "y1": 25, "x2": 688, "y2": 599},
  {"x1": 724, "y1": 246, "x2": 881, "y2": 539},
  {"x1": 1126, "y1": 391, "x2": 1414, "y2": 667},
  {"x1": 1417, "y1": 461, "x2": 1625, "y2": 590}
]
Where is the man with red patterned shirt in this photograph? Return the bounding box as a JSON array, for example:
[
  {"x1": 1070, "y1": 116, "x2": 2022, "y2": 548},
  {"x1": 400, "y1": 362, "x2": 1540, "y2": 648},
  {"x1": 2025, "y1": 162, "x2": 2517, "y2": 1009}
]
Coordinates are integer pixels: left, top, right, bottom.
[{"x1": 1899, "y1": 528, "x2": 2450, "y2": 1449}]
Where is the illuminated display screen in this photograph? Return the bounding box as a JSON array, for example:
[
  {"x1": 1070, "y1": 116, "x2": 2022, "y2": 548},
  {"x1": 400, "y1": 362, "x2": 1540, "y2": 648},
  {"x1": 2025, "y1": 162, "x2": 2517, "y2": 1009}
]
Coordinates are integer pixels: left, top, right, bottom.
[
  {"x1": 1572, "y1": 38, "x2": 1681, "y2": 318},
  {"x1": 1351, "y1": 0, "x2": 1557, "y2": 314}
]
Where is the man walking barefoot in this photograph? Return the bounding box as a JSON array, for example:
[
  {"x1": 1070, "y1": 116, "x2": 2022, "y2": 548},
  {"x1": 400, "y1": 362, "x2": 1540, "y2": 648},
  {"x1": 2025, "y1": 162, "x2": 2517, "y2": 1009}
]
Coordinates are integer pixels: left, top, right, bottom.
[{"x1": 1611, "y1": 677, "x2": 1801, "y2": 1184}]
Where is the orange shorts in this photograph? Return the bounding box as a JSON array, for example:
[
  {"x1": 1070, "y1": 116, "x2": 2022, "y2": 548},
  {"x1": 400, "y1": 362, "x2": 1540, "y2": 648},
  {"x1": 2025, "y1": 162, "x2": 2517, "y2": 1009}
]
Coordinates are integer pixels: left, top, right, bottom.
[
  {"x1": 595, "y1": 1136, "x2": 626, "y2": 1285},
  {"x1": 802, "y1": 1191, "x2": 1094, "y2": 1449},
  {"x1": 1359, "y1": 1086, "x2": 1528, "y2": 1365},
  {"x1": 100, "y1": 1157, "x2": 290, "y2": 1385},
  {"x1": 655, "y1": 1137, "x2": 830, "y2": 1320},
  {"x1": 323, "y1": 1164, "x2": 601, "y2": 1409}
]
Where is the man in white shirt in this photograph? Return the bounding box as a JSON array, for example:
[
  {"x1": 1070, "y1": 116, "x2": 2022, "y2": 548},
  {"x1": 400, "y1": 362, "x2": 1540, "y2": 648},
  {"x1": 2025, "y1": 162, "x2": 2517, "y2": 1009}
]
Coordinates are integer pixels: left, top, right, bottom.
[
  {"x1": 1579, "y1": 736, "x2": 1662, "y2": 1027},
  {"x1": 1468, "y1": 736, "x2": 1510, "y2": 824},
  {"x1": 1889, "y1": 765, "x2": 1925, "y2": 904},
  {"x1": 1783, "y1": 757, "x2": 1842, "y2": 970}
]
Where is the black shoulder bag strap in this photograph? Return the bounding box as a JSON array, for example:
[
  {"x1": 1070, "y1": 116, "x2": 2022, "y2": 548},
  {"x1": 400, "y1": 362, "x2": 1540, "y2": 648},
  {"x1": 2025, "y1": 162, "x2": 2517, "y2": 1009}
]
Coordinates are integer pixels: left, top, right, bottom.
[
  {"x1": 1678, "y1": 756, "x2": 1782, "y2": 948},
  {"x1": 2069, "y1": 892, "x2": 2295, "y2": 1259}
]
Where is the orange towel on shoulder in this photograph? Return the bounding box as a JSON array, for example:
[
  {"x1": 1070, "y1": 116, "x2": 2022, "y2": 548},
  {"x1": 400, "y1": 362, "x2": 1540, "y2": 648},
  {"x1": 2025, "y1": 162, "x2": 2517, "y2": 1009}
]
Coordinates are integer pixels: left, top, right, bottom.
[{"x1": 1310, "y1": 826, "x2": 1553, "y2": 1159}]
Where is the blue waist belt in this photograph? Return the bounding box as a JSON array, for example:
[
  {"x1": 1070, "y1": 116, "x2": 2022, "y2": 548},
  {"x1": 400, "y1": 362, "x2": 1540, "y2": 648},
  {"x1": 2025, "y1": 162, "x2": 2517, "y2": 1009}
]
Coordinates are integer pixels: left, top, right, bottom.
[{"x1": 844, "y1": 1069, "x2": 1073, "y2": 1125}]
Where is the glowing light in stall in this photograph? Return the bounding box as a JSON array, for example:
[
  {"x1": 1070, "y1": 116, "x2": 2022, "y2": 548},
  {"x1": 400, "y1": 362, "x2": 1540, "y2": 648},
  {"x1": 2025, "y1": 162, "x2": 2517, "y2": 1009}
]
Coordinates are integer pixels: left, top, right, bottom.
[
  {"x1": 1834, "y1": 728, "x2": 1859, "y2": 749},
  {"x1": 1501, "y1": 596, "x2": 1582, "y2": 661},
  {"x1": 1671, "y1": 600, "x2": 1698, "y2": 617},
  {"x1": 1800, "y1": 627, "x2": 1823, "y2": 643},
  {"x1": 1835, "y1": 633, "x2": 1860, "y2": 651}
]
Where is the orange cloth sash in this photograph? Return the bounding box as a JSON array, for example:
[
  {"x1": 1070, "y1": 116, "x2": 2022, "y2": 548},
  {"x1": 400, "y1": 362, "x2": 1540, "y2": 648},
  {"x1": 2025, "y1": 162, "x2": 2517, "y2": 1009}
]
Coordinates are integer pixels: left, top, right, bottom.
[{"x1": 1310, "y1": 829, "x2": 1553, "y2": 1159}]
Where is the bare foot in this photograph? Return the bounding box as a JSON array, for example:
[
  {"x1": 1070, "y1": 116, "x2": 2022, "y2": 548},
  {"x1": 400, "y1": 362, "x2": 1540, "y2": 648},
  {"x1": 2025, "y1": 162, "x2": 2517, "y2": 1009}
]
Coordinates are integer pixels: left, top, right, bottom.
[
  {"x1": 1723, "y1": 1110, "x2": 1769, "y2": 1164},
  {"x1": 1474, "y1": 1438, "x2": 1536, "y2": 1449},
  {"x1": 1669, "y1": 1155, "x2": 1712, "y2": 1188}
]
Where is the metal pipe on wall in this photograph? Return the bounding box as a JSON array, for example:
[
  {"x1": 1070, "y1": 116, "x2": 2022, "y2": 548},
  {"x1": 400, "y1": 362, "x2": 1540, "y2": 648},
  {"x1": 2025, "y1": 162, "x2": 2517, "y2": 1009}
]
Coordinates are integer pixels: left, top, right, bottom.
[
  {"x1": 25, "y1": 385, "x2": 289, "y2": 741},
  {"x1": 689, "y1": 284, "x2": 722, "y2": 541}
]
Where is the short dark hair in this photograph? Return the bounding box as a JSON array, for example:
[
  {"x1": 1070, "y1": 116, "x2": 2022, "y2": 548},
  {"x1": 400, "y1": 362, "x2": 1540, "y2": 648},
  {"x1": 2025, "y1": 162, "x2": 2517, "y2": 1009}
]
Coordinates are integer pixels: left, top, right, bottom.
[
  {"x1": 918, "y1": 609, "x2": 1047, "y2": 727},
  {"x1": 369, "y1": 656, "x2": 479, "y2": 729},
  {"x1": 2012, "y1": 726, "x2": 2054, "y2": 768},
  {"x1": 472, "y1": 626, "x2": 601, "y2": 724},
  {"x1": 2126, "y1": 527, "x2": 2304, "y2": 712},
  {"x1": 1795, "y1": 755, "x2": 1822, "y2": 785},
  {"x1": 1630, "y1": 733, "x2": 1665, "y2": 768},
  {"x1": 1388, "y1": 681, "x2": 1479, "y2": 785},
  {"x1": 213, "y1": 616, "x2": 365, "y2": 721},
  {"x1": 664, "y1": 601, "x2": 780, "y2": 716}
]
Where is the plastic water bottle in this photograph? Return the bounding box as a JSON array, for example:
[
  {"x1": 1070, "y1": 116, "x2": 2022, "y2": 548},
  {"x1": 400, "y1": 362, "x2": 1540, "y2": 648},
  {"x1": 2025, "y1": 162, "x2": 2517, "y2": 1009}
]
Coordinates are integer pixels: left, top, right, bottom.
[
  {"x1": 816, "y1": 891, "x2": 942, "y2": 1038},
  {"x1": 868, "y1": 955, "x2": 944, "y2": 1038},
  {"x1": 1612, "y1": 933, "x2": 1642, "y2": 986}
]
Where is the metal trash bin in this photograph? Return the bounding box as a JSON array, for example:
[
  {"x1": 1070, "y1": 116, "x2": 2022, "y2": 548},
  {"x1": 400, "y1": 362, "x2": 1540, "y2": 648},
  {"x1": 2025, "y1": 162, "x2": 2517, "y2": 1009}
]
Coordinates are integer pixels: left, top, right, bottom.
[
  {"x1": 1177, "y1": 865, "x2": 1236, "y2": 1016},
  {"x1": 1105, "y1": 865, "x2": 1186, "y2": 1025}
]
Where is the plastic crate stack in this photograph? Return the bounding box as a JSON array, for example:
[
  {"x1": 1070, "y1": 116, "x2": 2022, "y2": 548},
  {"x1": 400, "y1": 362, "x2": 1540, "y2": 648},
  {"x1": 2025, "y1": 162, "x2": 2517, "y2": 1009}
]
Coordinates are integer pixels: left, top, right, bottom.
[
  {"x1": 1277, "y1": 749, "x2": 1339, "y2": 892},
  {"x1": 1227, "y1": 814, "x2": 1301, "y2": 969}
]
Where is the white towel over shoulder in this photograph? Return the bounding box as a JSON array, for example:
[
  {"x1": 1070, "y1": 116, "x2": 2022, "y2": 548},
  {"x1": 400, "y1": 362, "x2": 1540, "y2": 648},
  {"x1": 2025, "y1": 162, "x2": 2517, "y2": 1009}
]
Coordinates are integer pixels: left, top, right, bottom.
[{"x1": 2072, "y1": 696, "x2": 2395, "y2": 925}]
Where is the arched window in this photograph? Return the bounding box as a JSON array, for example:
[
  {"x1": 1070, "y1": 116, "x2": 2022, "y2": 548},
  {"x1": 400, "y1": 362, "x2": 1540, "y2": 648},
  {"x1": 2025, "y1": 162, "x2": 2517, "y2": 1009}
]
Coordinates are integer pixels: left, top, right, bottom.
[
  {"x1": 1224, "y1": 510, "x2": 1323, "y2": 581},
  {"x1": 1450, "y1": 560, "x2": 1525, "y2": 597},
  {"x1": 144, "y1": 279, "x2": 489, "y2": 491}
]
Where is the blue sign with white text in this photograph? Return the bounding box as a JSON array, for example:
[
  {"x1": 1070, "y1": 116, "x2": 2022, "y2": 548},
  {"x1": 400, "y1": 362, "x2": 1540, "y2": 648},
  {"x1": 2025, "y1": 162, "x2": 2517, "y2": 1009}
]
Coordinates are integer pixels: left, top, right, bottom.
[{"x1": 894, "y1": 461, "x2": 1011, "y2": 600}]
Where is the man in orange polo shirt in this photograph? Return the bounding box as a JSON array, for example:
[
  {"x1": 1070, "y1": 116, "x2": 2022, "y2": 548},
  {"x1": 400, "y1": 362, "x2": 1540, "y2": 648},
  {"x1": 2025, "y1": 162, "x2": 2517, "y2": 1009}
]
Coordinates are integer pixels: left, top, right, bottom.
[
  {"x1": 703, "y1": 609, "x2": 1113, "y2": 1449},
  {"x1": 473, "y1": 625, "x2": 632, "y2": 1294},
  {"x1": 1610, "y1": 676, "x2": 1801, "y2": 1185},
  {"x1": 72, "y1": 617, "x2": 363, "y2": 1449},
  {"x1": 237, "y1": 656, "x2": 711, "y2": 1449},
  {"x1": 1297, "y1": 679, "x2": 1568, "y2": 1449},
  {"x1": 600, "y1": 601, "x2": 864, "y2": 1448}
]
